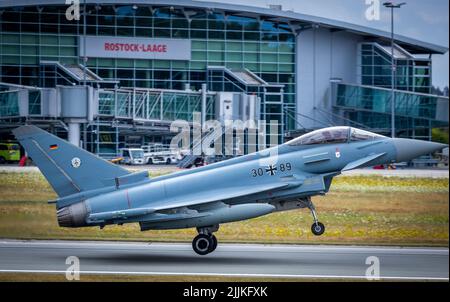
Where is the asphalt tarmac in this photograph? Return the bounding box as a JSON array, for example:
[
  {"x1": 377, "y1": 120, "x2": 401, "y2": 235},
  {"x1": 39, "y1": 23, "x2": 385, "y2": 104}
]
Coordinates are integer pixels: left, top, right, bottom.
[{"x1": 0, "y1": 240, "x2": 447, "y2": 280}]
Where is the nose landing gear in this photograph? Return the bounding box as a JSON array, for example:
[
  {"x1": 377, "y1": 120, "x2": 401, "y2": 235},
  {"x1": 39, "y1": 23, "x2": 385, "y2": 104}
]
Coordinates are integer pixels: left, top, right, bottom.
[
  {"x1": 192, "y1": 225, "x2": 219, "y2": 255},
  {"x1": 299, "y1": 198, "x2": 326, "y2": 236}
]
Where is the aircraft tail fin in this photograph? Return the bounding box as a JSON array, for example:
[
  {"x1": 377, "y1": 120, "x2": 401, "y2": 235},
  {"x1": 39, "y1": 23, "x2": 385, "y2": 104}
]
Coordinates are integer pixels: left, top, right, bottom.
[{"x1": 12, "y1": 125, "x2": 130, "y2": 197}]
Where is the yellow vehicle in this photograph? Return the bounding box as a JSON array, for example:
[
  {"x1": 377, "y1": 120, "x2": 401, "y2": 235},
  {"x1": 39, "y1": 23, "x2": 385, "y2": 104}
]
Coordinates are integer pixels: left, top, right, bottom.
[{"x1": 0, "y1": 143, "x2": 20, "y2": 163}]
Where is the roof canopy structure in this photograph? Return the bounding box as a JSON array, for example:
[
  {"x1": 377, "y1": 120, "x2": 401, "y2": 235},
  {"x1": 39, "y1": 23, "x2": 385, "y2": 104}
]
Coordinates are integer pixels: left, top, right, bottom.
[{"x1": 0, "y1": 0, "x2": 447, "y2": 54}]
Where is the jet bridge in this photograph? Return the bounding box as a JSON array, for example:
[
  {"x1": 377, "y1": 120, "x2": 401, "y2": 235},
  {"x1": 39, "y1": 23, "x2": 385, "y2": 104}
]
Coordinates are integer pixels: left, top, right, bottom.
[
  {"x1": 39, "y1": 61, "x2": 117, "y2": 88},
  {"x1": 207, "y1": 65, "x2": 286, "y2": 147}
]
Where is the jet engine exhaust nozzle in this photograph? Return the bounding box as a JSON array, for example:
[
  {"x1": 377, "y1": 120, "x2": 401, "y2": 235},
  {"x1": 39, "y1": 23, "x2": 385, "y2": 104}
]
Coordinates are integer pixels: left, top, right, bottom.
[{"x1": 57, "y1": 202, "x2": 88, "y2": 227}]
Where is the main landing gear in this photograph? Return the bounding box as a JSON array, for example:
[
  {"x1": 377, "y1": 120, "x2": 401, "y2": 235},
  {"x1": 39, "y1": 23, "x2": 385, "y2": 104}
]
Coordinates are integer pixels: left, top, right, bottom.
[
  {"x1": 192, "y1": 225, "x2": 219, "y2": 255},
  {"x1": 300, "y1": 198, "x2": 325, "y2": 236}
]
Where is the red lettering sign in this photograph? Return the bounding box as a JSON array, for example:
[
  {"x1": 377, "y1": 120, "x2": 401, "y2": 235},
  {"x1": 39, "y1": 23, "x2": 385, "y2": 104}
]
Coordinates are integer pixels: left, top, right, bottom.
[{"x1": 103, "y1": 42, "x2": 169, "y2": 53}]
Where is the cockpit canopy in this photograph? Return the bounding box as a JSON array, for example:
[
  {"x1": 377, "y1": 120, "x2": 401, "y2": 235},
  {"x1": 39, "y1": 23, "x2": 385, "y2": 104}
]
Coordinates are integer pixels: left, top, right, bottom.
[{"x1": 286, "y1": 127, "x2": 386, "y2": 146}]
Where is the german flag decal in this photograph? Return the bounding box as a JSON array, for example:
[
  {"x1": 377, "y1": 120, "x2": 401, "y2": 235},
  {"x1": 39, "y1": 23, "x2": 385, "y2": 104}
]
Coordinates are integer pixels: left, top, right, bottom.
[{"x1": 49, "y1": 144, "x2": 58, "y2": 150}]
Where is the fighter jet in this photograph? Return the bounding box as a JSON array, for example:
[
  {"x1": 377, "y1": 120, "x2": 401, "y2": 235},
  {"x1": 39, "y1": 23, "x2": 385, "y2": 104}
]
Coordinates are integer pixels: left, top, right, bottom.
[{"x1": 13, "y1": 125, "x2": 446, "y2": 255}]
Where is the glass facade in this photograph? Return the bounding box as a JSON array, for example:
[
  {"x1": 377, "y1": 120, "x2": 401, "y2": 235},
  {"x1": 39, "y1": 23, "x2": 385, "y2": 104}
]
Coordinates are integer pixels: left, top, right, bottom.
[
  {"x1": 334, "y1": 83, "x2": 448, "y2": 137},
  {"x1": 0, "y1": 4, "x2": 296, "y2": 134},
  {"x1": 98, "y1": 89, "x2": 216, "y2": 122},
  {"x1": 28, "y1": 89, "x2": 41, "y2": 115},
  {"x1": 0, "y1": 90, "x2": 19, "y2": 117},
  {"x1": 360, "y1": 43, "x2": 431, "y2": 94}
]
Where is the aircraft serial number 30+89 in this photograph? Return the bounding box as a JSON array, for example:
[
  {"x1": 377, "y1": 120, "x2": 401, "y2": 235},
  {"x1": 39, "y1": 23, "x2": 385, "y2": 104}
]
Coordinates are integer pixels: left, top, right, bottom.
[{"x1": 251, "y1": 163, "x2": 292, "y2": 177}]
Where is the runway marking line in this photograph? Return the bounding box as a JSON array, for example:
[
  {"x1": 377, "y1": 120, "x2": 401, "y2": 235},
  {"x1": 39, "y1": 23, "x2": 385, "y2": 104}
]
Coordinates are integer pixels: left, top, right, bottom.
[
  {"x1": 0, "y1": 240, "x2": 448, "y2": 255},
  {"x1": 0, "y1": 269, "x2": 448, "y2": 281}
]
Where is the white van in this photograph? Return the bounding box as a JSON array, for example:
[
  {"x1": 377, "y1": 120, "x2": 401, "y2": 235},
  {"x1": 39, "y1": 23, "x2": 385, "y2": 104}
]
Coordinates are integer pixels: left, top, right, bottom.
[{"x1": 119, "y1": 148, "x2": 145, "y2": 165}]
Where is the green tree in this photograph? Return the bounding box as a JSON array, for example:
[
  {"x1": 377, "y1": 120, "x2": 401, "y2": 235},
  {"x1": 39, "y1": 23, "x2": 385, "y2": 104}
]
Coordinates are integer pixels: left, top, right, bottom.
[{"x1": 432, "y1": 128, "x2": 449, "y2": 144}]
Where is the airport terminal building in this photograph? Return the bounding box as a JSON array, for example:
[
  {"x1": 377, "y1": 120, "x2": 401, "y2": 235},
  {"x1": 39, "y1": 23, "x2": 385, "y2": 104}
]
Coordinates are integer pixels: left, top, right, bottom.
[{"x1": 0, "y1": 0, "x2": 448, "y2": 158}]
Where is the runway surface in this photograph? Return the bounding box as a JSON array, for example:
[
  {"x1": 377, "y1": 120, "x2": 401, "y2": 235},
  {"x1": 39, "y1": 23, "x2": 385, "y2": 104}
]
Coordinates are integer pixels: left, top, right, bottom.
[{"x1": 0, "y1": 240, "x2": 448, "y2": 280}]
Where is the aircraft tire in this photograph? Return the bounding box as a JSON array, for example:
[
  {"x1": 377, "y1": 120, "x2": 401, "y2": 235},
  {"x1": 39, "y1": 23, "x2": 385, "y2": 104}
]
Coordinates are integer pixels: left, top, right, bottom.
[
  {"x1": 208, "y1": 235, "x2": 218, "y2": 252},
  {"x1": 192, "y1": 234, "x2": 212, "y2": 255},
  {"x1": 311, "y1": 222, "x2": 325, "y2": 236}
]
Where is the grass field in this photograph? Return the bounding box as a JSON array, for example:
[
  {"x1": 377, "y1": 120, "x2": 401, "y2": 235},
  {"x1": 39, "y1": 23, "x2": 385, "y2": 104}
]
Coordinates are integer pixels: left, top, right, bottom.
[
  {"x1": 0, "y1": 171, "x2": 448, "y2": 246},
  {"x1": 0, "y1": 272, "x2": 352, "y2": 282}
]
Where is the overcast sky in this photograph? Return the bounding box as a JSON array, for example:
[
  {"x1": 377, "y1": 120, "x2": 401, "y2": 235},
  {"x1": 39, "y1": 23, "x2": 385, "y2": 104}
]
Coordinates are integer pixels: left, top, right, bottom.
[{"x1": 202, "y1": 0, "x2": 449, "y2": 89}]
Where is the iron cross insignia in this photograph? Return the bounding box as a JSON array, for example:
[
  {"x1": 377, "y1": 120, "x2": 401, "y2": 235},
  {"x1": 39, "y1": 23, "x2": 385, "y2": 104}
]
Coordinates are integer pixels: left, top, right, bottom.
[{"x1": 265, "y1": 164, "x2": 277, "y2": 176}]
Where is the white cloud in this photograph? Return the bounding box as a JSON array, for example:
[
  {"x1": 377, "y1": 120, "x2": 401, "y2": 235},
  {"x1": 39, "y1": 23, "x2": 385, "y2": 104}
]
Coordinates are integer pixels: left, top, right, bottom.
[{"x1": 417, "y1": 11, "x2": 449, "y2": 25}]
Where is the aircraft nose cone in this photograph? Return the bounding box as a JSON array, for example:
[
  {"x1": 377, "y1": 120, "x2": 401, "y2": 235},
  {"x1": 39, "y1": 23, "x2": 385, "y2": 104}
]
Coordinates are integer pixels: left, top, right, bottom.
[{"x1": 392, "y1": 138, "x2": 448, "y2": 162}]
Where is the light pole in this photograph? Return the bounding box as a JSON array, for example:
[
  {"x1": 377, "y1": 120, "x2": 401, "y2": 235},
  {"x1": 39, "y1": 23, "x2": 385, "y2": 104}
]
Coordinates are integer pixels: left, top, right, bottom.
[
  {"x1": 383, "y1": 2, "x2": 406, "y2": 138},
  {"x1": 83, "y1": 0, "x2": 87, "y2": 87}
]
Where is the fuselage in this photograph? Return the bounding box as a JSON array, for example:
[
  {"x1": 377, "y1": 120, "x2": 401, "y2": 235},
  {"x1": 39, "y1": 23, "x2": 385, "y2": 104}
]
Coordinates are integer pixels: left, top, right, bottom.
[
  {"x1": 55, "y1": 126, "x2": 447, "y2": 231},
  {"x1": 83, "y1": 137, "x2": 398, "y2": 229}
]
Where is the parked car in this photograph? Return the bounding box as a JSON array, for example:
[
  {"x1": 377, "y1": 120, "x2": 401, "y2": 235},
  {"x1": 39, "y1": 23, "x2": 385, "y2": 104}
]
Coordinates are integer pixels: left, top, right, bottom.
[{"x1": 0, "y1": 142, "x2": 20, "y2": 164}]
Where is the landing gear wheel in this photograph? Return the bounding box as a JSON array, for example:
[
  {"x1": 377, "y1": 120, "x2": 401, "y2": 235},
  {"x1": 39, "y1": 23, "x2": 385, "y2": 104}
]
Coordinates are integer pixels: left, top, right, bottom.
[
  {"x1": 192, "y1": 234, "x2": 212, "y2": 255},
  {"x1": 299, "y1": 198, "x2": 325, "y2": 237},
  {"x1": 208, "y1": 235, "x2": 218, "y2": 252},
  {"x1": 311, "y1": 222, "x2": 325, "y2": 236}
]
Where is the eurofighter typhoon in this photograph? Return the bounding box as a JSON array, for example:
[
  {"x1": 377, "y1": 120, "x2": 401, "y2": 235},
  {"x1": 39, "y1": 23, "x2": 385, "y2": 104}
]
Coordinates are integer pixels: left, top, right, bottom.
[{"x1": 13, "y1": 125, "x2": 446, "y2": 255}]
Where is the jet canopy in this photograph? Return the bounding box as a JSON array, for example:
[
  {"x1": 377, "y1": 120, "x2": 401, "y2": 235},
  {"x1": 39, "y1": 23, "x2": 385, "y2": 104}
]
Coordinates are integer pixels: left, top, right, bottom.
[{"x1": 286, "y1": 127, "x2": 386, "y2": 146}]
